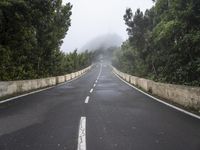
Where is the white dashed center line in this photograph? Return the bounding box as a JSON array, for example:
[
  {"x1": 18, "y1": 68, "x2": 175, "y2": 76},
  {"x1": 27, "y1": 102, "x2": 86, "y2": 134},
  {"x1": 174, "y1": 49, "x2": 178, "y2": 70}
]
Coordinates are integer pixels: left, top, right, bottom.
[
  {"x1": 90, "y1": 89, "x2": 93, "y2": 93},
  {"x1": 77, "y1": 64, "x2": 103, "y2": 150},
  {"x1": 97, "y1": 63, "x2": 102, "y2": 79},
  {"x1": 77, "y1": 117, "x2": 86, "y2": 150},
  {"x1": 85, "y1": 96, "x2": 90, "y2": 104}
]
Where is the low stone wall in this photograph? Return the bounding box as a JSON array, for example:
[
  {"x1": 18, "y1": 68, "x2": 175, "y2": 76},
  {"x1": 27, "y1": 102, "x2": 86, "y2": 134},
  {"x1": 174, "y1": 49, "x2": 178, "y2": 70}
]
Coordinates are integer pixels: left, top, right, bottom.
[
  {"x1": 0, "y1": 66, "x2": 91, "y2": 99},
  {"x1": 113, "y1": 67, "x2": 200, "y2": 111}
]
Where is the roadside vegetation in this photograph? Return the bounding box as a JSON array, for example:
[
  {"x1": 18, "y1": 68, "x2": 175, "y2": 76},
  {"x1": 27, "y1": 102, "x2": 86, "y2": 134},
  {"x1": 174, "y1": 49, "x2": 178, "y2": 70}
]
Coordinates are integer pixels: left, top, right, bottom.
[
  {"x1": 0, "y1": 0, "x2": 92, "y2": 81},
  {"x1": 112, "y1": 0, "x2": 200, "y2": 86}
]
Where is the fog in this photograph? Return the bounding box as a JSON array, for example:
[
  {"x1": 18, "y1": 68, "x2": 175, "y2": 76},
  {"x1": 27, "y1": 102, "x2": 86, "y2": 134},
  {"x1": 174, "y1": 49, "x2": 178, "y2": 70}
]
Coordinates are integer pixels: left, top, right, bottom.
[
  {"x1": 61, "y1": 0, "x2": 154, "y2": 52},
  {"x1": 81, "y1": 33, "x2": 123, "y2": 51}
]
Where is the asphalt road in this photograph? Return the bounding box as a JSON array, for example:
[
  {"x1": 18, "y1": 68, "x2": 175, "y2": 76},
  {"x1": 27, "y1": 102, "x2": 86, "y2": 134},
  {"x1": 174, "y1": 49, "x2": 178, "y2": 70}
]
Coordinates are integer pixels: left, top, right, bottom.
[{"x1": 0, "y1": 63, "x2": 199, "y2": 150}]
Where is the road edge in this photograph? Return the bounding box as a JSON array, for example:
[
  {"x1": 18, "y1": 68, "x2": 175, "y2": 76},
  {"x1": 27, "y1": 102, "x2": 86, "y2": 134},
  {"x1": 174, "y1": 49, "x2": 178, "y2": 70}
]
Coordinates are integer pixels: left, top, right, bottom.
[
  {"x1": 0, "y1": 67, "x2": 92, "y2": 104},
  {"x1": 112, "y1": 71, "x2": 200, "y2": 120}
]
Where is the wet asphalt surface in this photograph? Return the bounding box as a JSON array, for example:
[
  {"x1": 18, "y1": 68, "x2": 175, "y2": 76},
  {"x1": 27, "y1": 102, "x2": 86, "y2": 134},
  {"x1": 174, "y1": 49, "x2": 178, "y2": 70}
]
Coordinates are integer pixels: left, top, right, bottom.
[{"x1": 0, "y1": 63, "x2": 199, "y2": 150}]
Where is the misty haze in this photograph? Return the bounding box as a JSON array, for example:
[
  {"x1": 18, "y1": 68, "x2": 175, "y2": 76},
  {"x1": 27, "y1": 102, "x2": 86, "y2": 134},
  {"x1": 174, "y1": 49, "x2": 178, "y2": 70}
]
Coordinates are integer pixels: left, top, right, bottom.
[
  {"x1": 0, "y1": 0, "x2": 200, "y2": 150},
  {"x1": 81, "y1": 33, "x2": 123, "y2": 51}
]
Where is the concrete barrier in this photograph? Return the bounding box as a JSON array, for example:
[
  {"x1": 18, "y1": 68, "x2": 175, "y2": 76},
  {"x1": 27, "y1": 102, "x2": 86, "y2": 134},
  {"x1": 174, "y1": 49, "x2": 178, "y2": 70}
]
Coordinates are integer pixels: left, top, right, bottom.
[
  {"x1": 71, "y1": 73, "x2": 76, "y2": 79},
  {"x1": 0, "y1": 66, "x2": 91, "y2": 99},
  {"x1": 75, "y1": 71, "x2": 79, "y2": 77},
  {"x1": 130, "y1": 76, "x2": 138, "y2": 86},
  {"x1": 56, "y1": 76, "x2": 65, "y2": 84},
  {"x1": 113, "y1": 66, "x2": 200, "y2": 111},
  {"x1": 65, "y1": 74, "x2": 71, "y2": 81},
  {"x1": 123, "y1": 74, "x2": 130, "y2": 82}
]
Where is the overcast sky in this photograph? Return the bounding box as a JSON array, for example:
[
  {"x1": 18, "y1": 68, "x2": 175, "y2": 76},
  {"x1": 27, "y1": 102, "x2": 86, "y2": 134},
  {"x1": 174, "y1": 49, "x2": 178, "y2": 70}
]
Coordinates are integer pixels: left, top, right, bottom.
[{"x1": 61, "y1": 0, "x2": 154, "y2": 52}]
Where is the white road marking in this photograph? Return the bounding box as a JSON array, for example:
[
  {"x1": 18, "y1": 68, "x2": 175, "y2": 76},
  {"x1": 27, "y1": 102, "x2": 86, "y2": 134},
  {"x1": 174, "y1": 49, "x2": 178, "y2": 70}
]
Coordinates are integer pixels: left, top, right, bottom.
[
  {"x1": 0, "y1": 88, "x2": 53, "y2": 104},
  {"x1": 97, "y1": 63, "x2": 102, "y2": 80},
  {"x1": 93, "y1": 84, "x2": 96, "y2": 87},
  {"x1": 90, "y1": 89, "x2": 93, "y2": 93},
  {"x1": 95, "y1": 80, "x2": 98, "y2": 83},
  {"x1": 77, "y1": 117, "x2": 86, "y2": 150},
  {"x1": 0, "y1": 70, "x2": 89, "y2": 104},
  {"x1": 85, "y1": 96, "x2": 90, "y2": 104},
  {"x1": 113, "y1": 71, "x2": 200, "y2": 120}
]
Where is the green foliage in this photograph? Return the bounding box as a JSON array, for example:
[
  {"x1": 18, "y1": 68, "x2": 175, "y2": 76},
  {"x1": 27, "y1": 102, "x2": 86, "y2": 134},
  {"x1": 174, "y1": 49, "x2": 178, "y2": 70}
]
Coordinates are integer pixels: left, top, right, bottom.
[
  {"x1": 113, "y1": 0, "x2": 200, "y2": 86},
  {"x1": 49, "y1": 50, "x2": 93, "y2": 76},
  {"x1": 0, "y1": 0, "x2": 92, "y2": 81}
]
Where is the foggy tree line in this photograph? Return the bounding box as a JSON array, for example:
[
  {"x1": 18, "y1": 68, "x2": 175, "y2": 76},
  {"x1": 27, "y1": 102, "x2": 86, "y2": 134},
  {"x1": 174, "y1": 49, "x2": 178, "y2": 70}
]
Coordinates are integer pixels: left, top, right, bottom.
[
  {"x1": 112, "y1": 0, "x2": 200, "y2": 86},
  {"x1": 0, "y1": 0, "x2": 92, "y2": 81}
]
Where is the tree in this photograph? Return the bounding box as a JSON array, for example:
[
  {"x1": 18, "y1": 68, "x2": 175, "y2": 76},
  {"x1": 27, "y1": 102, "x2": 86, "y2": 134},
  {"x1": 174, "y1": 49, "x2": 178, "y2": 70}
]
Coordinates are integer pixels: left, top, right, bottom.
[
  {"x1": 0, "y1": 0, "x2": 37, "y2": 80},
  {"x1": 113, "y1": 0, "x2": 200, "y2": 86},
  {"x1": 0, "y1": 0, "x2": 88, "y2": 81}
]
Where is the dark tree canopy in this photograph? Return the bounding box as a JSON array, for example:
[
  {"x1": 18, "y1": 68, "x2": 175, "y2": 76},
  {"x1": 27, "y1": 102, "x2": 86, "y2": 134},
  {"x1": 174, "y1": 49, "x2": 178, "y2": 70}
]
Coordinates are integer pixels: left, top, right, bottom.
[
  {"x1": 0, "y1": 0, "x2": 92, "y2": 80},
  {"x1": 113, "y1": 0, "x2": 200, "y2": 86}
]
